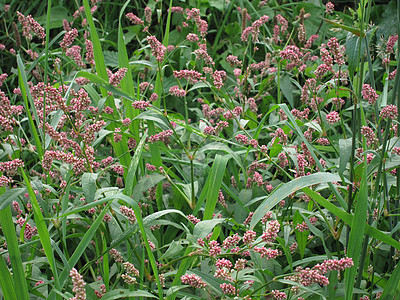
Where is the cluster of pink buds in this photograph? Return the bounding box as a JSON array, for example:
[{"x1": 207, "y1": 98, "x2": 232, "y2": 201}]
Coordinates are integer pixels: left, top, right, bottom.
[{"x1": 181, "y1": 273, "x2": 207, "y2": 288}]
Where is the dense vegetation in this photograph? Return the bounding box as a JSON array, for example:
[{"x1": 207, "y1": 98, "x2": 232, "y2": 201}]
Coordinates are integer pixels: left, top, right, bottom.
[{"x1": 0, "y1": 0, "x2": 399, "y2": 299}]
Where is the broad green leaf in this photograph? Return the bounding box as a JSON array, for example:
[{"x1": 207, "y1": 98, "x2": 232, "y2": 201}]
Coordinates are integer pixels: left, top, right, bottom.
[
  {"x1": 279, "y1": 74, "x2": 294, "y2": 107},
  {"x1": 322, "y1": 17, "x2": 365, "y2": 37},
  {"x1": 0, "y1": 205, "x2": 29, "y2": 300},
  {"x1": 132, "y1": 173, "x2": 165, "y2": 198},
  {"x1": 339, "y1": 138, "x2": 353, "y2": 176},
  {"x1": 293, "y1": 210, "x2": 308, "y2": 259},
  {"x1": 250, "y1": 173, "x2": 345, "y2": 229},
  {"x1": 0, "y1": 188, "x2": 25, "y2": 211},
  {"x1": 82, "y1": 173, "x2": 98, "y2": 203},
  {"x1": 101, "y1": 290, "x2": 158, "y2": 299},
  {"x1": 0, "y1": 254, "x2": 17, "y2": 300},
  {"x1": 201, "y1": 154, "x2": 229, "y2": 217},
  {"x1": 345, "y1": 164, "x2": 368, "y2": 300},
  {"x1": 193, "y1": 219, "x2": 225, "y2": 239},
  {"x1": 124, "y1": 131, "x2": 147, "y2": 197},
  {"x1": 380, "y1": 261, "x2": 400, "y2": 299}
]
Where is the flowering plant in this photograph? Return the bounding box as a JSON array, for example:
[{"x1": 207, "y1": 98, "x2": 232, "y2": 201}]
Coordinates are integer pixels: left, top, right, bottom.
[{"x1": 0, "y1": 0, "x2": 399, "y2": 299}]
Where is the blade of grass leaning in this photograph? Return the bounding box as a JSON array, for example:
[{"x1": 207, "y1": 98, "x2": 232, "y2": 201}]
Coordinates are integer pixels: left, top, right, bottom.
[
  {"x1": 127, "y1": 200, "x2": 164, "y2": 299},
  {"x1": 102, "y1": 232, "x2": 110, "y2": 290},
  {"x1": 193, "y1": 154, "x2": 230, "y2": 215},
  {"x1": 379, "y1": 261, "x2": 400, "y2": 299},
  {"x1": 17, "y1": 55, "x2": 44, "y2": 159},
  {"x1": 42, "y1": 0, "x2": 52, "y2": 154},
  {"x1": 20, "y1": 168, "x2": 60, "y2": 290},
  {"x1": 203, "y1": 154, "x2": 229, "y2": 220},
  {"x1": 249, "y1": 172, "x2": 345, "y2": 229},
  {"x1": 279, "y1": 104, "x2": 348, "y2": 210},
  {"x1": 48, "y1": 201, "x2": 113, "y2": 299},
  {"x1": 83, "y1": 0, "x2": 132, "y2": 173},
  {"x1": 82, "y1": 0, "x2": 108, "y2": 94},
  {"x1": 0, "y1": 252, "x2": 17, "y2": 300},
  {"x1": 0, "y1": 204, "x2": 29, "y2": 299},
  {"x1": 303, "y1": 188, "x2": 400, "y2": 250},
  {"x1": 118, "y1": 0, "x2": 139, "y2": 140},
  {"x1": 124, "y1": 130, "x2": 148, "y2": 196},
  {"x1": 344, "y1": 163, "x2": 368, "y2": 300},
  {"x1": 147, "y1": 0, "x2": 174, "y2": 210}
]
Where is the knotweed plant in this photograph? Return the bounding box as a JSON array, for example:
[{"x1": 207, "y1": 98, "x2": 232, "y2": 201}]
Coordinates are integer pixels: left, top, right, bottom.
[{"x1": 0, "y1": 0, "x2": 399, "y2": 299}]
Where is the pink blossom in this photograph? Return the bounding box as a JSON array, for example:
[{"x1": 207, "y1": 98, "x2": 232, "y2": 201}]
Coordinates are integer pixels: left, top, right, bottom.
[
  {"x1": 169, "y1": 86, "x2": 187, "y2": 97},
  {"x1": 119, "y1": 206, "x2": 136, "y2": 224},
  {"x1": 186, "y1": 33, "x2": 199, "y2": 42},
  {"x1": 360, "y1": 126, "x2": 377, "y2": 146},
  {"x1": 386, "y1": 35, "x2": 398, "y2": 54},
  {"x1": 380, "y1": 104, "x2": 398, "y2": 119},
  {"x1": 222, "y1": 233, "x2": 241, "y2": 249},
  {"x1": 326, "y1": 111, "x2": 340, "y2": 124},
  {"x1": 272, "y1": 290, "x2": 287, "y2": 299},
  {"x1": 220, "y1": 283, "x2": 236, "y2": 295},
  {"x1": 147, "y1": 36, "x2": 166, "y2": 62},
  {"x1": 187, "y1": 214, "x2": 201, "y2": 224},
  {"x1": 181, "y1": 274, "x2": 207, "y2": 288},
  {"x1": 325, "y1": 2, "x2": 335, "y2": 13},
  {"x1": 253, "y1": 247, "x2": 279, "y2": 259},
  {"x1": 60, "y1": 28, "x2": 78, "y2": 51},
  {"x1": 126, "y1": 12, "x2": 144, "y2": 25},
  {"x1": 69, "y1": 268, "x2": 86, "y2": 300},
  {"x1": 173, "y1": 69, "x2": 205, "y2": 83},
  {"x1": 261, "y1": 220, "x2": 280, "y2": 243},
  {"x1": 362, "y1": 84, "x2": 379, "y2": 104}
]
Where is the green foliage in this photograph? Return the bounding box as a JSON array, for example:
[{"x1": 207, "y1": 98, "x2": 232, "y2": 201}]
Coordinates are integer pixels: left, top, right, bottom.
[{"x1": 0, "y1": 0, "x2": 399, "y2": 299}]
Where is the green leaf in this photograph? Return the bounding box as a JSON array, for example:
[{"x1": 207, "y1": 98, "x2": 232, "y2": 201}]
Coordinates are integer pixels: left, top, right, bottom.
[
  {"x1": 209, "y1": 0, "x2": 225, "y2": 11},
  {"x1": 279, "y1": 74, "x2": 294, "y2": 107},
  {"x1": 124, "y1": 131, "x2": 147, "y2": 197},
  {"x1": 158, "y1": 241, "x2": 184, "y2": 261},
  {"x1": 132, "y1": 173, "x2": 165, "y2": 197},
  {"x1": 345, "y1": 32, "x2": 366, "y2": 75},
  {"x1": 250, "y1": 173, "x2": 345, "y2": 229},
  {"x1": 101, "y1": 289, "x2": 158, "y2": 299},
  {"x1": 293, "y1": 210, "x2": 308, "y2": 258},
  {"x1": 82, "y1": 173, "x2": 98, "y2": 203},
  {"x1": 36, "y1": 6, "x2": 72, "y2": 29},
  {"x1": 380, "y1": 262, "x2": 400, "y2": 299},
  {"x1": 345, "y1": 165, "x2": 368, "y2": 299},
  {"x1": 17, "y1": 55, "x2": 43, "y2": 159},
  {"x1": 0, "y1": 188, "x2": 25, "y2": 211},
  {"x1": 0, "y1": 254, "x2": 17, "y2": 300},
  {"x1": 339, "y1": 138, "x2": 353, "y2": 176},
  {"x1": 304, "y1": 188, "x2": 400, "y2": 250},
  {"x1": 198, "y1": 154, "x2": 229, "y2": 218},
  {"x1": 0, "y1": 205, "x2": 29, "y2": 300},
  {"x1": 193, "y1": 219, "x2": 225, "y2": 239},
  {"x1": 20, "y1": 169, "x2": 60, "y2": 289},
  {"x1": 322, "y1": 17, "x2": 365, "y2": 37}
]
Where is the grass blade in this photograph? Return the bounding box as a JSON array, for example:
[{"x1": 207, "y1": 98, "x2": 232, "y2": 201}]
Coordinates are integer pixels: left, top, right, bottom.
[
  {"x1": 20, "y1": 168, "x2": 60, "y2": 289},
  {"x1": 49, "y1": 201, "x2": 113, "y2": 299},
  {"x1": 17, "y1": 55, "x2": 44, "y2": 159},
  {"x1": 249, "y1": 172, "x2": 344, "y2": 230},
  {"x1": 124, "y1": 131, "x2": 148, "y2": 197},
  {"x1": 344, "y1": 164, "x2": 368, "y2": 299},
  {"x1": 82, "y1": 0, "x2": 108, "y2": 90},
  {"x1": 380, "y1": 261, "x2": 400, "y2": 299},
  {"x1": 203, "y1": 154, "x2": 229, "y2": 220},
  {"x1": 118, "y1": 0, "x2": 139, "y2": 140},
  {"x1": 0, "y1": 204, "x2": 29, "y2": 300},
  {"x1": 303, "y1": 188, "x2": 400, "y2": 250},
  {"x1": 0, "y1": 252, "x2": 17, "y2": 300}
]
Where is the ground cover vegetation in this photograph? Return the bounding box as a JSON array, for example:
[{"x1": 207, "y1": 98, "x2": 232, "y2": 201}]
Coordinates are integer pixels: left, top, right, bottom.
[{"x1": 0, "y1": 0, "x2": 399, "y2": 298}]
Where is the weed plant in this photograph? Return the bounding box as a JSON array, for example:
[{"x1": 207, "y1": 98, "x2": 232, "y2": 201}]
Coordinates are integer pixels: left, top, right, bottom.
[{"x1": 0, "y1": 0, "x2": 399, "y2": 299}]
